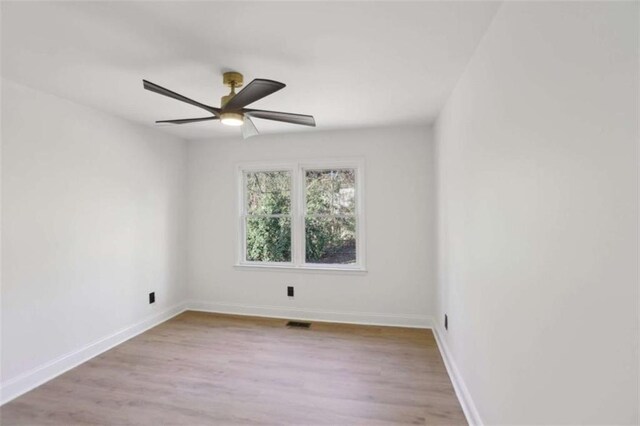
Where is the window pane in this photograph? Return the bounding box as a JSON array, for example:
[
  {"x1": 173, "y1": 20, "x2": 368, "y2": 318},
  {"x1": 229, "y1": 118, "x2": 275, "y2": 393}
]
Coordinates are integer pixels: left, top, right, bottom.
[
  {"x1": 246, "y1": 171, "x2": 291, "y2": 214},
  {"x1": 305, "y1": 216, "x2": 356, "y2": 264},
  {"x1": 306, "y1": 169, "x2": 355, "y2": 215},
  {"x1": 306, "y1": 170, "x2": 334, "y2": 214},
  {"x1": 246, "y1": 217, "x2": 291, "y2": 262},
  {"x1": 334, "y1": 169, "x2": 356, "y2": 215}
]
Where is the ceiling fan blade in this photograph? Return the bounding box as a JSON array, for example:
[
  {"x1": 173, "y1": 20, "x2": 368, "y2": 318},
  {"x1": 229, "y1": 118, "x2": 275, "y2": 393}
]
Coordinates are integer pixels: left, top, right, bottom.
[
  {"x1": 155, "y1": 117, "x2": 218, "y2": 125},
  {"x1": 143, "y1": 80, "x2": 220, "y2": 116},
  {"x1": 243, "y1": 109, "x2": 316, "y2": 127},
  {"x1": 224, "y1": 79, "x2": 286, "y2": 111},
  {"x1": 242, "y1": 115, "x2": 259, "y2": 139}
]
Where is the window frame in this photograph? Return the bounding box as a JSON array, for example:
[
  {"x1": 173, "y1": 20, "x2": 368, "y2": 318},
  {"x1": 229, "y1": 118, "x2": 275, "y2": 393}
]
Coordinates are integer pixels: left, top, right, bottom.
[{"x1": 236, "y1": 159, "x2": 366, "y2": 272}]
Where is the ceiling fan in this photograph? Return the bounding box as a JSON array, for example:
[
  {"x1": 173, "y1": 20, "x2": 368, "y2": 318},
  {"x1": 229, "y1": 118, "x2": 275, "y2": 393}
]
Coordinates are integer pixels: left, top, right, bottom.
[{"x1": 142, "y1": 71, "x2": 316, "y2": 139}]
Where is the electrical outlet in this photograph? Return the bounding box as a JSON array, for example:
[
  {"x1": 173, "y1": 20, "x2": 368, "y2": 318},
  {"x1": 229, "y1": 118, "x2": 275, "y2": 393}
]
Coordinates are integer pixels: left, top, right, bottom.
[
  {"x1": 287, "y1": 286, "x2": 294, "y2": 297},
  {"x1": 149, "y1": 292, "x2": 155, "y2": 304},
  {"x1": 444, "y1": 314, "x2": 448, "y2": 330}
]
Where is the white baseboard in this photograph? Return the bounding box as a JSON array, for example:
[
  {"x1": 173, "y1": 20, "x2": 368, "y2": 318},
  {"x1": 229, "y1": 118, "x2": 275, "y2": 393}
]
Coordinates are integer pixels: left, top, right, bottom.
[
  {"x1": 0, "y1": 302, "x2": 188, "y2": 406},
  {"x1": 187, "y1": 300, "x2": 433, "y2": 329},
  {"x1": 433, "y1": 326, "x2": 483, "y2": 426}
]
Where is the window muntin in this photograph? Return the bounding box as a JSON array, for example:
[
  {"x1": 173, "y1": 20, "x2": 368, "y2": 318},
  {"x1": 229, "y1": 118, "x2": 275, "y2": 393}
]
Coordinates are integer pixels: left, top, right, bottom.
[
  {"x1": 304, "y1": 169, "x2": 357, "y2": 265},
  {"x1": 243, "y1": 170, "x2": 292, "y2": 263}
]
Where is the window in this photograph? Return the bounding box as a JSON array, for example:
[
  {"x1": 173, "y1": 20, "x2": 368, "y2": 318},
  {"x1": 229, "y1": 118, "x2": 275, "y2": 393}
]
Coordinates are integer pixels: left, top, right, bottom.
[
  {"x1": 305, "y1": 169, "x2": 356, "y2": 265},
  {"x1": 238, "y1": 161, "x2": 365, "y2": 271},
  {"x1": 244, "y1": 170, "x2": 292, "y2": 263}
]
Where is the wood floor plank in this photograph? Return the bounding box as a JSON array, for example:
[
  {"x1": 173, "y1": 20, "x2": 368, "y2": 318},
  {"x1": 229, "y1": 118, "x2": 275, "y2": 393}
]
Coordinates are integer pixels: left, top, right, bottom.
[{"x1": 1, "y1": 311, "x2": 467, "y2": 425}]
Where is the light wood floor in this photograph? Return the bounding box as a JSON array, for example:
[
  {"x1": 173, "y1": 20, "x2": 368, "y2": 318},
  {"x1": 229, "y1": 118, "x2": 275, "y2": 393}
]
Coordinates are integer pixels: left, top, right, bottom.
[{"x1": 1, "y1": 311, "x2": 466, "y2": 425}]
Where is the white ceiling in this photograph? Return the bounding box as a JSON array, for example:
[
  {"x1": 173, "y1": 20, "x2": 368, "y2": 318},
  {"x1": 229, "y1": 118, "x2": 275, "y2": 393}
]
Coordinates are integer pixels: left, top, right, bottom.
[{"x1": 1, "y1": 1, "x2": 500, "y2": 140}]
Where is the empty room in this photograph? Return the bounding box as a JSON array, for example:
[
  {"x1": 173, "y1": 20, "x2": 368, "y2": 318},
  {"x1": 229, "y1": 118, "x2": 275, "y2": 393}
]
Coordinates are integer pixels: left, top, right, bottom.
[{"x1": 1, "y1": 1, "x2": 638, "y2": 425}]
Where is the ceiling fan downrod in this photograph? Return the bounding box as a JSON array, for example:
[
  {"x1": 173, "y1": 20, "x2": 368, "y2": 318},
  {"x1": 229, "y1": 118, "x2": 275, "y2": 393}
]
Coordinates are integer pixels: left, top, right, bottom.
[{"x1": 221, "y1": 71, "x2": 244, "y2": 108}]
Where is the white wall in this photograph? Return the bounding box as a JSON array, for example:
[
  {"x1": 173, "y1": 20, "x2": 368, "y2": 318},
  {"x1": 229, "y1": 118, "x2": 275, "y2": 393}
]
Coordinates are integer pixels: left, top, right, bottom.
[
  {"x1": 187, "y1": 126, "x2": 436, "y2": 326},
  {"x1": 435, "y1": 2, "x2": 638, "y2": 425},
  {"x1": 1, "y1": 80, "x2": 188, "y2": 399}
]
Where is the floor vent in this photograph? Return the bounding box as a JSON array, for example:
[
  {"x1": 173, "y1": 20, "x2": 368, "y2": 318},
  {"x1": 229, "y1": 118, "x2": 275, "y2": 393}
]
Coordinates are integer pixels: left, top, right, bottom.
[{"x1": 286, "y1": 321, "x2": 311, "y2": 329}]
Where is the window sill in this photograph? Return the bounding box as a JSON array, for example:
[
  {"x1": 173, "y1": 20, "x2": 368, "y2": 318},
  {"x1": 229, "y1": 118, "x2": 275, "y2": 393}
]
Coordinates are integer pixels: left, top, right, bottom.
[{"x1": 234, "y1": 263, "x2": 368, "y2": 275}]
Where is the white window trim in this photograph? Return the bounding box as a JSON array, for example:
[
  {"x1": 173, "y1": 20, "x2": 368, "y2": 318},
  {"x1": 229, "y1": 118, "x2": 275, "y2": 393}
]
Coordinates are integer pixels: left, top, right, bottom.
[{"x1": 236, "y1": 158, "x2": 366, "y2": 272}]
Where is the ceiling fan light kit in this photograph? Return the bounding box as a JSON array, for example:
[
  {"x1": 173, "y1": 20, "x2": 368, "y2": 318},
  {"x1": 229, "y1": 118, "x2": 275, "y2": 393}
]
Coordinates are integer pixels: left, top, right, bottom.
[
  {"x1": 220, "y1": 112, "x2": 244, "y2": 126},
  {"x1": 142, "y1": 71, "x2": 315, "y2": 139}
]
